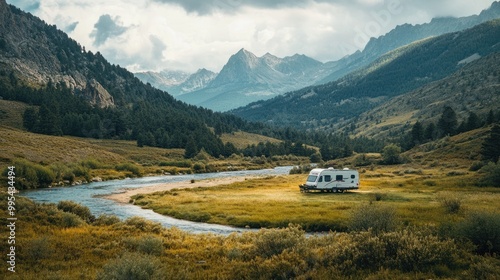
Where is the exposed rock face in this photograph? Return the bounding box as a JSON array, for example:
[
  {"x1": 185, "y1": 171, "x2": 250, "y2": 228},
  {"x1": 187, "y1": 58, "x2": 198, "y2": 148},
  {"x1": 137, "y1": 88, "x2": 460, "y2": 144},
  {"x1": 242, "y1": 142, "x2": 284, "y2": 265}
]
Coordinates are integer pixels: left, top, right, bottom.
[
  {"x1": 83, "y1": 79, "x2": 115, "y2": 108},
  {"x1": 0, "y1": 0, "x2": 115, "y2": 108}
]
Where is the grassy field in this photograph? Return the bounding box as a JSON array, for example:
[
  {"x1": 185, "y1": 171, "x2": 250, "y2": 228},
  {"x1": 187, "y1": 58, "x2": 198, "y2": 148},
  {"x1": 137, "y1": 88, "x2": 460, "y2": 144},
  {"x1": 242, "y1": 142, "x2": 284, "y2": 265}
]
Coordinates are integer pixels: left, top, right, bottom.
[
  {"x1": 0, "y1": 125, "x2": 309, "y2": 188},
  {"x1": 3, "y1": 172, "x2": 499, "y2": 279},
  {"x1": 220, "y1": 131, "x2": 282, "y2": 149},
  {"x1": 133, "y1": 165, "x2": 500, "y2": 231}
]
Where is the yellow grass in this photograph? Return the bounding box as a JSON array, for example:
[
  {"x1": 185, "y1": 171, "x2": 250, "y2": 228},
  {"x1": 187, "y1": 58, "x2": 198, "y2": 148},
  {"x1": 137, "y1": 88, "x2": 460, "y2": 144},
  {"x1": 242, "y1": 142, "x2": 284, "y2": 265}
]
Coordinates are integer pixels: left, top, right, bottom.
[
  {"x1": 134, "y1": 165, "x2": 500, "y2": 231},
  {"x1": 0, "y1": 100, "x2": 28, "y2": 129},
  {"x1": 220, "y1": 131, "x2": 281, "y2": 149}
]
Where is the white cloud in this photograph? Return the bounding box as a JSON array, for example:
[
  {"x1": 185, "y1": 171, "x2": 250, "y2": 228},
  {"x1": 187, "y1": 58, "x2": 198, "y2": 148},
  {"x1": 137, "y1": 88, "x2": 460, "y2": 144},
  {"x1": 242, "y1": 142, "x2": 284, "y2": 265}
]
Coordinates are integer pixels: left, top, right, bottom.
[{"x1": 6, "y1": 0, "x2": 497, "y2": 73}]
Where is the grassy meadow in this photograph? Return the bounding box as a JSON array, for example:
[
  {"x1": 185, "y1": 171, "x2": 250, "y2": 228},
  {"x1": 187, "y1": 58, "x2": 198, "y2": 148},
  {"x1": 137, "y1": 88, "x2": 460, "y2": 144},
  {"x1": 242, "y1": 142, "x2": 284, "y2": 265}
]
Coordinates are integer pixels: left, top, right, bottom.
[
  {"x1": 1, "y1": 99, "x2": 500, "y2": 278},
  {"x1": 132, "y1": 165, "x2": 500, "y2": 231},
  {"x1": 2, "y1": 170, "x2": 500, "y2": 279}
]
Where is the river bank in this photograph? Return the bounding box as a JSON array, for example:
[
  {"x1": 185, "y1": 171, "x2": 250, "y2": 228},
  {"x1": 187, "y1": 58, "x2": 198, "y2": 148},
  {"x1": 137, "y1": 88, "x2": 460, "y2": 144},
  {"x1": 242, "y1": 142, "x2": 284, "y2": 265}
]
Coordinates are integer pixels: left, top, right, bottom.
[{"x1": 104, "y1": 175, "x2": 264, "y2": 204}]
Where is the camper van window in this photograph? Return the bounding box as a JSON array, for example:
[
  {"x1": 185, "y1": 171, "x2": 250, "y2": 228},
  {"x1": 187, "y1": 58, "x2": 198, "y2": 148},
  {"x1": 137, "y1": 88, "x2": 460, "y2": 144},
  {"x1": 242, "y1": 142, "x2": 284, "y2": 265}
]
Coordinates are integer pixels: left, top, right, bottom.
[
  {"x1": 318, "y1": 176, "x2": 323, "y2": 182},
  {"x1": 351, "y1": 174, "x2": 356, "y2": 179},
  {"x1": 325, "y1": 175, "x2": 332, "y2": 182},
  {"x1": 307, "y1": 175, "x2": 317, "y2": 182},
  {"x1": 336, "y1": 175, "x2": 343, "y2": 181}
]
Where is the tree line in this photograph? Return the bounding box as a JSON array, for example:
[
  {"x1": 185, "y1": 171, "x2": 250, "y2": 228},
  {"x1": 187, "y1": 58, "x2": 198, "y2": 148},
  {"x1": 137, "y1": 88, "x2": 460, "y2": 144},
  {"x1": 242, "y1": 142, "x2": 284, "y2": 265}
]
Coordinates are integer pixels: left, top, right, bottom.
[{"x1": 403, "y1": 106, "x2": 500, "y2": 150}]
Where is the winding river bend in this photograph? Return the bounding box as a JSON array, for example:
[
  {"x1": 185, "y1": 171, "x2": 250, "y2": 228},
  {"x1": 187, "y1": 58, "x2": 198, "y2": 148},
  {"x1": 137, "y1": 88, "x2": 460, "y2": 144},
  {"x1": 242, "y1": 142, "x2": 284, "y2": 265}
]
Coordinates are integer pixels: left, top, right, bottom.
[{"x1": 20, "y1": 166, "x2": 293, "y2": 235}]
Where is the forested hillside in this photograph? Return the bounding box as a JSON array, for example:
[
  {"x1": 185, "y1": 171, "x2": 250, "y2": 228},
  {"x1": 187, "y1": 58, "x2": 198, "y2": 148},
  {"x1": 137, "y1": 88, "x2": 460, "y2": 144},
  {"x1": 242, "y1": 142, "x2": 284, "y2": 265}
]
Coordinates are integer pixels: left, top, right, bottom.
[
  {"x1": 232, "y1": 19, "x2": 500, "y2": 130},
  {"x1": 0, "y1": 1, "x2": 273, "y2": 158},
  {"x1": 0, "y1": 1, "x2": 385, "y2": 161}
]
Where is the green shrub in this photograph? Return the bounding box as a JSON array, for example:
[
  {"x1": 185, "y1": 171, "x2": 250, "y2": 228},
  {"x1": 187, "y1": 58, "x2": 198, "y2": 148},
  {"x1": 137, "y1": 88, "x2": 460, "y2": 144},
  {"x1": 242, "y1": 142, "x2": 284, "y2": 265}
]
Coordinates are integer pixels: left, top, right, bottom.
[
  {"x1": 93, "y1": 214, "x2": 121, "y2": 226},
  {"x1": 349, "y1": 204, "x2": 398, "y2": 234},
  {"x1": 192, "y1": 162, "x2": 205, "y2": 173},
  {"x1": 437, "y1": 192, "x2": 462, "y2": 214},
  {"x1": 57, "y1": 200, "x2": 95, "y2": 223},
  {"x1": 50, "y1": 163, "x2": 75, "y2": 183},
  {"x1": 115, "y1": 162, "x2": 143, "y2": 177},
  {"x1": 25, "y1": 237, "x2": 53, "y2": 261},
  {"x1": 61, "y1": 212, "x2": 85, "y2": 227},
  {"x1": 6, "y1": 159, "x2": 56, "y2": 189},
  {"x1": 469, "y1": 161, "x2": 486, "y2": 171},
  {"x1": 159, "y1": 160, "x2": 191, "y2": 168},
  {"x1": 123, "y1": 216, "x2": 162, "y2": 233},
  {"x1": 456, "y1": 211, "x2": 500, "y2": 254},
  {"x1": 252, "y1": 224, "x2": 305, "y2": 258},
  {"x1": 478, "y1": 162, "x2": 500, "y2": 187},
  {"x1": 81, "y1": 158, "x2": 105, "y2": 169},
  {"x1": 96, "y1": 252, "x2": 167, "y2": 280},
  {"x1": 316, "y1": 229, "x2": 459, "y2": 275},
  {"x1": 381, "y1": 144, "x2": 402, "y2": 165},
  {"x1": 123, "y1": 235, "x2": 164, "y2": 256}
]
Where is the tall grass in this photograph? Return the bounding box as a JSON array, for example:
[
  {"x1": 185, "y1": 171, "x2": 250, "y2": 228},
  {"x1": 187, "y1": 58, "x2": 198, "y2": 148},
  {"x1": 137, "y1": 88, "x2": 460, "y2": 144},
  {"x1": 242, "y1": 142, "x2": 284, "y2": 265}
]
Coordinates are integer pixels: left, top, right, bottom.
[{"x1": 7, "y1": 192, "x2": 500, "y2": 280}]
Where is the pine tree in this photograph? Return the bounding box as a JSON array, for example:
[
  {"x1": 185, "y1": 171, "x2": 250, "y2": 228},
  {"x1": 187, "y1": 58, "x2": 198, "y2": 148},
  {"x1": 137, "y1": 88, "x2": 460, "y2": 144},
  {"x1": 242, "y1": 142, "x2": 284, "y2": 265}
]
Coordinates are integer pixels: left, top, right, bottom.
[
  {"x1": 411, "y1": 121, "x2": 424, "y2": 145},
  {"x1": 437, "y1": 106, "x2": 458, "y2": 137},
  {"x1": 480, "y1": 124, "x2": 500, "y2": 163},
  {"x1": 22, "y1": 107, "x2": 39, "y2": 132},
  {"x1": 184, "y1": 138, "x2": 198, "y2": 159}
]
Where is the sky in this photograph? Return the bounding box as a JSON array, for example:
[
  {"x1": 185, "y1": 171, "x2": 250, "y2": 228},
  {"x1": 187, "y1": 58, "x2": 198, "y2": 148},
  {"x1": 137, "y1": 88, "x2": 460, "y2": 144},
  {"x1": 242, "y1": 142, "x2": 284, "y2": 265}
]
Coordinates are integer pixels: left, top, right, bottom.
[{"x1": 6, "y1": 0, "x2": 497, "y2": 73}]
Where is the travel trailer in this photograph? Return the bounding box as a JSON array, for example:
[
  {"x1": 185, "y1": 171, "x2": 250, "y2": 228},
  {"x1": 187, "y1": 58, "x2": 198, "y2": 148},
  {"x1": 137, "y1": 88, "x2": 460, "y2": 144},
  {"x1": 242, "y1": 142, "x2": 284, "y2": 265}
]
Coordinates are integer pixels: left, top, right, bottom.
[{"x1": 299, "y1": 168, "x2": 359, "y2": 193}]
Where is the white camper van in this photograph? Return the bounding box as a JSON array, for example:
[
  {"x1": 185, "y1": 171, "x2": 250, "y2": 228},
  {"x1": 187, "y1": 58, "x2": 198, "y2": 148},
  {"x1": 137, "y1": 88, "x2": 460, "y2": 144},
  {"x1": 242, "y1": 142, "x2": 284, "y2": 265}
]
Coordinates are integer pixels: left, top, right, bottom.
[{"x1": 299, "y1": 168, "x2": 359, "y2": 193}]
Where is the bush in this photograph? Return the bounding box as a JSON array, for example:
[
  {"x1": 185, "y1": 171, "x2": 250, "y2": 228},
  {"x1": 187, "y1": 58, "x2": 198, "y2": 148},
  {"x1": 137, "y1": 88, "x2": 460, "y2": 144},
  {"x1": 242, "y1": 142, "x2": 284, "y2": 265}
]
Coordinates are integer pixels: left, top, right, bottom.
[
  {"x1": 115, "y1": 162, "x2": 143, "y2": 177},
  {"x1": 81, "y1": 158, "x2": 103, "y2": 169},
  {"x1": 7, "y1": 159, "x2": 56, "y2": 189},
  {"x1": 317, "y1": 229, "x2": 459, "y2": 275},
  {"x1": 478, "y1": 161, "x2": 500, "y2": 187},
  {"x1": 61, "y1": 212, "x2": 85, "y2": 227},
  {"x1": 57, "y1": 200, "x2": 95, "y2": 223},
  {"x1": 381, "y1": 144, "x2": 402, "y2": 165},
  {"x1": 456, "y1": 211, "x2": 500, "y2": 254},
  {"x1": 123, "y1": 235, "x2": 164, "y2": 256},
  {"x1": 96, "y1": 252, "x2": 167, "y2": 280},
  {"x1": 159, "y1": 160, "x2": 191, "y2": 168},
  {"x1": 25, "y1": 237, "x2": 53, "y2": 261},
  {"x1": 349, "y1": 204, "x2": 398, "y2": 234},
  {"x1": 93, "y1": 214, "x2": 121, "y2": 226},
  {"x1": 124, "y1": 216, "x2": 163, "y2": 233},
  {"x1": 192, "y1": 162, "x2": 206, "y2": 173},
  {"x1": 252, "y1": 224, "x2": 306, "y2": 258},
  {"x1": 437, "y1": 192, "x2": 462, "y2": 214}
]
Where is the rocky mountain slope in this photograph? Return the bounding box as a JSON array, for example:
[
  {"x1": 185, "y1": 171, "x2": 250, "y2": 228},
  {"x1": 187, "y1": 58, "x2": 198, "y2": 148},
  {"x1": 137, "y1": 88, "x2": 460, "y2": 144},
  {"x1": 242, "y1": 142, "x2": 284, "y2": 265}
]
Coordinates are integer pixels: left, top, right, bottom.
[
  {"x1": 176, "y1": 49, "x2": 326, "y2": 111},
  {"x1": 0, "y1": 0, "x2": 271, "y2": 157},
  {"x1": 316, "y1": 1, "x2": 500, "y2": 85},
  {"x1": 134, "y1": 69, "x2": 217, "y2": 96},
  {"x1": 139, "y1": 2, "x2": 500, "y2": 113},
  {"x1": 232, "y1": 19, "x2": 500, "y2": 129}
]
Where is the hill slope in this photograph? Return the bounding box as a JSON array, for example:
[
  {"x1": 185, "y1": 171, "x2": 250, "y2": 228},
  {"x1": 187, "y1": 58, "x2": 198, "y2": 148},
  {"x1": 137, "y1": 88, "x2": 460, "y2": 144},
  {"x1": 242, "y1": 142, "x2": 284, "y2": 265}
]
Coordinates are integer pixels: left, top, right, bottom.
[
  {"x1": 351, "y1": 52, "x2": 500, "y2": 139},
  {"x1": 0, "y1": 0, "x2": 275, "y2": 158},
  {"x1": 316, "y1": 1, "x2": 500, "y2": 85}
]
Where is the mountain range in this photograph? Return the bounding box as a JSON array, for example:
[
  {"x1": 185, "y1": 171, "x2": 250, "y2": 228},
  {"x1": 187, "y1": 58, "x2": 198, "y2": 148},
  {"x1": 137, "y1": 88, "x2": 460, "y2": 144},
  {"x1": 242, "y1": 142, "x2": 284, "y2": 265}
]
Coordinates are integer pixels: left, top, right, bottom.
[
  {"x1": 1, "y1": 0, "x2": 499, "y2": 158},
  {"x1": 0, "y1": 0, "x2": 274, "y2": 158},
  {"x1": 136, "y1": 1, "x2": 500, "y2": 112},
  {"x1": 232, "y1": 19, "x2": 500, "y2": 129}
]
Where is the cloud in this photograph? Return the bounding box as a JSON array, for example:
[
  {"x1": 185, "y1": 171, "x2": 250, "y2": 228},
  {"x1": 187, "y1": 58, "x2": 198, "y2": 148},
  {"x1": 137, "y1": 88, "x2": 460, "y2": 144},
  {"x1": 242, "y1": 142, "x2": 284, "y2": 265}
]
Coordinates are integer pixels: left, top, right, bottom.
[
  {"x1": 9, "y1": 0, "x2": 496, "y2": 73},
  {"x1": 151, "y1": 0, "x2": 314, "y2": 15},
  {"x1": 90, "y1": 14, "x2": 129, "y2": 46}
]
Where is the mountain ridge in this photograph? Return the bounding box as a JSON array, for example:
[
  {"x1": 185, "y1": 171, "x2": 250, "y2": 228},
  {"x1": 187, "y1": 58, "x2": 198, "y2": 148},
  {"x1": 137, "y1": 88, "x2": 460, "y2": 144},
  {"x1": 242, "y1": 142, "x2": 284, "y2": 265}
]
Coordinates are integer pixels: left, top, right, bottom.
[
  {"x1": 176, "y1": 48, "x2": 326, "y2": 111},
  {"x1": 231, "y1": 19, "x2": 500, "y2": 129},
  {"x1": 138, "y1": 1, "x2": 500, "y2": 112}
]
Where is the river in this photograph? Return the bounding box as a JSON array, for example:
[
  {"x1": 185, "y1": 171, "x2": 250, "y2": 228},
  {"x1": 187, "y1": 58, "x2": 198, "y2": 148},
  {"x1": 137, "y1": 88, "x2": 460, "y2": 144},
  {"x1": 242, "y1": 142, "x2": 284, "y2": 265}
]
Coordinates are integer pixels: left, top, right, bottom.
[{"x1": 20, "y1": 166, "x2": 293, "y2": 235}]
